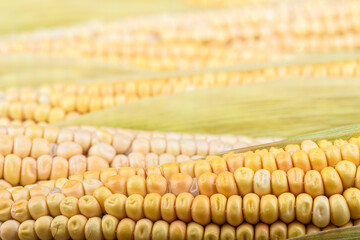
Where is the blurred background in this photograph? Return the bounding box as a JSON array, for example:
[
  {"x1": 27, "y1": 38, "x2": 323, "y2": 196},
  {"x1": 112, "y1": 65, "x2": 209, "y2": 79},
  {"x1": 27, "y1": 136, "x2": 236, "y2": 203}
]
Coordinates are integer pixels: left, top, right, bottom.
[{"x1": 0, "y1": 0, "x2": 359, "y2": 140}]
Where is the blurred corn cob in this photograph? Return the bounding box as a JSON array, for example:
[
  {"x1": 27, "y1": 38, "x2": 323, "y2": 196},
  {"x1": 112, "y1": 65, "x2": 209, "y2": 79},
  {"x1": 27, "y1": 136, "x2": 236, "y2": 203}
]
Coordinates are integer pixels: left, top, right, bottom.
[
  {"x1": 0, "y1": 58, "x2": 359, "y2": 124},
  {"x1": 186, "y1": 0, "x2": 287, "y2": 7},
  {"x1": 1, "y1": 0, "x2": 359, "y2": 70}
]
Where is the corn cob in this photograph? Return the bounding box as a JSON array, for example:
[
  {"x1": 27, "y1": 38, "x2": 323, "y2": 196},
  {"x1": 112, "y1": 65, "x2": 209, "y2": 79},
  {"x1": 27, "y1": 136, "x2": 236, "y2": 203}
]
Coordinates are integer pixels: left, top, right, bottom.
[
  {"x1": 0, "y1": 184, "x2": 357, "y2": 228},
  {"x1": 0, "y1": 188, "x2": 360, "y2": 239},
  {"x1": 0, "y1": 167, "x2": 356, "y2": 229},
  {"x1": 2, "y1": 217, "x2": 336, "y2": 240},
  {"x1": 2, "y1": 157, "x2": 356, "y2": 202},
  {"x1": 1, "y1": 59, "x2": 359, "y2": 124},
  {"x1": 1, "y1": 0, "x2": 359, "y2": 71},
  {"x1": 0, "y1": 124, "x2": 276, "y2": 187},
  {"x1": 0, "y1": 127, "x2": 359, "y2": 190},
  {"x1": 0, "y1": 138, "x2": 359, "y2": 238}
]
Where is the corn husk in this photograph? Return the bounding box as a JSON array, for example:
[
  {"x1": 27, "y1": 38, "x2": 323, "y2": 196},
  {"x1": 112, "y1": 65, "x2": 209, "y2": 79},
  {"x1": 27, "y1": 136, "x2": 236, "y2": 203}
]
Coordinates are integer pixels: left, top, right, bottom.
[
  {"x1": 221, "y1": 123, "x2": 360, "y2": 155},
  {"x1": 0, "y1": 0, "x2": 200, "y2": 35},
  {"x1": 0, "y1": 55, "x2": 145, "y2": 89},
  {"x1": 292, "y1": 226, "x2": 360, "y2": 240},
  {"x1": 55, "y1": 77, "x2": 360, "y2": 138},
  {"x1": 1, "y1": 50, "x2": 357, "y2": 88}
]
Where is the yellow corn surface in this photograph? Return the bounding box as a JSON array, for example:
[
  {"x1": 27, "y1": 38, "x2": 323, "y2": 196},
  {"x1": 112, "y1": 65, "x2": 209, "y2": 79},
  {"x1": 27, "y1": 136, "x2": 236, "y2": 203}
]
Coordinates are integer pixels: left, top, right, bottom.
[
  {"x1": 0, "y1": 124, "x2": 276, "y2": 187},
  {"x1": 4, "y1": 217, "x2": 344, "y2": 240},
  {"x1": 0, "y1": 135, "x2": 359, "y2": 239},
  {"x1": 0, "y1": 189, "x2": 357, "y2": 227},
  {"x1": 2, "y1": 157, "x2": 356, "y2": 199}
]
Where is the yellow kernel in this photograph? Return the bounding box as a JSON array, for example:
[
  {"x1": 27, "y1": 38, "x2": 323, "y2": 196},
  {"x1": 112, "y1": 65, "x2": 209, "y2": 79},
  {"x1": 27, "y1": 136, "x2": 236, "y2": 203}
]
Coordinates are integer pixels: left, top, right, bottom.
[
  {"x1": 260, "y1": 194, "x2": 278, "y2": 224},
  {"x1": 329, "y1": 194, "x2": 351, "y2": 226},
  {"x1": 321, "y1": 167, "x2": 343, "y2": 197},
  {"x1": 243, "y1": 193, "x2": 260, "y2": 224},
  {"x1": 336, "y1": 160, "x2": 356, "y2": 189},
  {"x1": 312, "y1": 196, "x2": 330, "y2": 228},
  {"x1": 234, "y1": 167, "x2": 254, "y2": 197},
  {"x1": 296, "y1": 193, "x2": 313, "y2": 224},
  {"x1": 278, "y1": 193, "x2": 295, "y2": 223}
]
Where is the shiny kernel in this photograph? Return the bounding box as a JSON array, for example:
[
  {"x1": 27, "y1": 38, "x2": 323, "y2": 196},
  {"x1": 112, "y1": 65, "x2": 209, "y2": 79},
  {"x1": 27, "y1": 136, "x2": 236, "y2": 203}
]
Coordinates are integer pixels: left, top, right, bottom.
[
  {"x1": 134, "y1": 219, "x2": 153, "y2": 240},
  {"x1": 312, "y1": 196, "x2": 330, "y2": 228},
  {"x1": 78, "y1": 195, "x2": 102, "y2": 218},
  {"x1": 210, "y1": 194, "x2": 227, "y2": 225},
  {"x1": 260, "y1": 194, "x2": 278, "y2": 224},
  {"x1": 152, "y1": 220, "x2": 169, "y2": 240},
  {"x1": 226, "y1": 195, "x2": 243, "y2": 227},
  {"x1": 19, "y1": 220, "x2": 38, "y2": 240},
  {"x1": 341, "y1": 143, "x2": 360, "y2": 166},
  {"x1": 125, "y1": 194, "x2": 144, "y2": 221},
  {"x1": 288, "y1": 222, "x2": 306, "y2": 238},
  {"x1": 261, "y1": 152, "x2": 277, "y2": 173},
  {"x1": 278, "y1": 193, "x2": 295, "y2": 223},
  {"x1": 343, "y1": 188, "x2": 360, "y2": 219},
  {"x1": 287, "y1": 167, "x2": 304, "y2": 196},
  {"x1": 170, "y1": 173, "x2": 193, "y2": 196},
  {"x1": 270, "y1": 221, "x2": 287, "y2": 240},
  {"x1": 144, "y1": 193, "x2": 162, "y2": 222},
  {"x1": 175, "y1": 193, "x2": 193, "y2": 223},
  {"x1": 116, "y1": 218, "x2": 135, "y2": 240},
  {"x1": 292, "y1": 150, "x2": 311, "y2": 172},
  {"x1": 275, "y1": 151, "x2": 293, "y2": 172},
  {"x1": 321, "y1": 167, "x2": 343, "y2": 197},
  {"x1": 304, "y1": 170, "x2": 324, "y2": 198},
  {"x1": 255, "y1": 223, "x2": 269, "y2": 240},
  {"x1": 309, "y1": 148, "x2": 327, "y2": 171},
  {"x1": 102, "y1": 215, "x2": 119, "y2": 240},
  {"x1": 236, "y1": 223, "x2": 254, "y2": 240},
  {"x1": 216, "y1": 171, "x2": 238, "y2": 197},
  {"x1": 127, "y1": 175, "x2": 146, "y2": 197},
  {"x1": 336, "y1": 160, "x2": 356, "y2": 188},
  {"x1": 253, "y1": 169, "x2": 271, "y2": 197},
  {"x1": 329, "y1": 194, "x2": 351, "y2": 226},
  {"x1": 271, "y1": 170, "x2": 289, "y2": 197},
  {"x1": 243, "y1": 193, "x2": 260, "y2": 224},
  {"x1": 146, "y1": 174, "x2": 167, "y2": 196},
  {"x1": 191, "y1": 195, "x2": 211, "y2": 226},
  {"x1": 244, "y1": 153, "x2": 262, "y2": 172},
  {"x1": 186, "y1": 222, "x2": 203, "y2": 240},
  {"x1": 234, "y1": 167, "x2": 254, "y2": 197},
  {"x1": 296, "y1": 193, "x2": 313, "y2": 224}
]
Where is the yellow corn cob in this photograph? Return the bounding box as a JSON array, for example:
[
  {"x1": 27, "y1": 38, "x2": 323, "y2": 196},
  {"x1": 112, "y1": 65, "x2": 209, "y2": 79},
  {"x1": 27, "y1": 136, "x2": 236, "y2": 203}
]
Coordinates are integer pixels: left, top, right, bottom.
[
  {"x1": 0, "y1": 124, "x2": 276, "y2": 187},
  {"x1": 1, "y1": 59, "x2": 359, "y2": 123},
  {"x1": 1, "y1": 0, "x2": 359, "y2": 71},
  {"x1": 0, "y1": 187, "x2": 357, "y2": 228},
  {"x1": 0, "y1": 139, "x2": 358, "y2": 239},
  {"x1": 186, "y1": 0, "x2": 280, "y2": 7},
  {"x1": 0, "y1": 127, "x2": 359, "y2": 190},
  {"x1": 2, "y1": 157, "x2": 355, "y2": 201},
  {"x1": 1, "y1": 217, "x2": 330, "y2": 240},
  {"x1": 0, "y1": 161, "x2": 359, "y2": 226}
]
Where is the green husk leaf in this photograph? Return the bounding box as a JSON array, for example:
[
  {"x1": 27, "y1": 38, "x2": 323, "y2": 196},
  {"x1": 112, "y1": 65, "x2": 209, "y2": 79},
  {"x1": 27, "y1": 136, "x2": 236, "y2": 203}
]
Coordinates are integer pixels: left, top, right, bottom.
[
  {"x1": 55, "y1": 77, "x2": 360, "y2": 138},
  {"x1": 291, "y1": 226, "x2": 360, "y2": 240},
  {"x1": 0, "y1": 0, "x2": 300, "y2": 35},
  {"x1": 0, "y1": 0, "x2": 200, "y2": 35},
  {"x1": 221, "y1": 123, "x2": 360, "y2": 155},
  {"x1": 0, "y1": 55, "x2": 146, "y2": 89},
  {"x1": 1, "y1": 50, "x2": 357, "y2": 88},
  {"x1": 70, "y1": 50, "x2": 360, "y2": 84}
]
